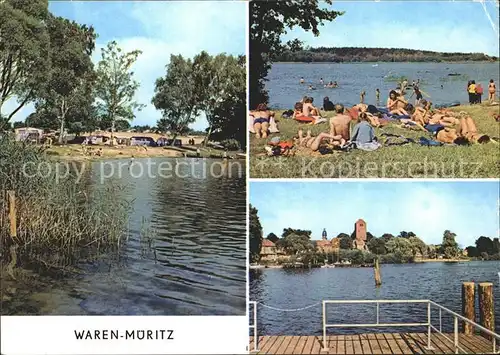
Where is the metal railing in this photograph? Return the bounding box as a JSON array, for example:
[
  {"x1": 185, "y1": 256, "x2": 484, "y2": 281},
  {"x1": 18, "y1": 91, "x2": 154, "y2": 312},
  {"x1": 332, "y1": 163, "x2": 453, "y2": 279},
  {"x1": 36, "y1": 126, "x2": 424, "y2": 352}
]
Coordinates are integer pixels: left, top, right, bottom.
[
  {"x1": 322, "y1": 300, "x2": 431, "y2": 351},
  {"x1": 322, "y1": 299, "x2": 500, "y2": 354},
  {"x1": 249, "y1": 301, "x2": 258, "y2": 352},
  {"x1": 249, "y1": 299, "x2": 500, "y2": 354}
]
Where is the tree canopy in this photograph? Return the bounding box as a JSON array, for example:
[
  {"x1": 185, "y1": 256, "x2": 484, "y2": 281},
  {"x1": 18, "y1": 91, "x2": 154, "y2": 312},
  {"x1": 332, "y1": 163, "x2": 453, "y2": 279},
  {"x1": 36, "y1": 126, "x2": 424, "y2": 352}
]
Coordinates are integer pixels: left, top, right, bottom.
[
  {"x1": 249, "y1": 0, "x2": 343, "y2": 107},
  {"x1": 0, "y1": 0, "x2": 50, "y2": 128},
  {"x1": 95, "y1": 41, "x2": 144, "y2": 141},
  {"x1": 249, "y1": 204, "x2": 263, "y2": 263}
]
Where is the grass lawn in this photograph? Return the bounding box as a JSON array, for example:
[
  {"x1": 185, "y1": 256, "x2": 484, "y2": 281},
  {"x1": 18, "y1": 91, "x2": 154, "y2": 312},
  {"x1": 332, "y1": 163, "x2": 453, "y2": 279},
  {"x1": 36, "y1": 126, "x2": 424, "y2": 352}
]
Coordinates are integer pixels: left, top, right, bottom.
[{"x1": 249, "y1": 102, "x2": 500, "y2": 178}]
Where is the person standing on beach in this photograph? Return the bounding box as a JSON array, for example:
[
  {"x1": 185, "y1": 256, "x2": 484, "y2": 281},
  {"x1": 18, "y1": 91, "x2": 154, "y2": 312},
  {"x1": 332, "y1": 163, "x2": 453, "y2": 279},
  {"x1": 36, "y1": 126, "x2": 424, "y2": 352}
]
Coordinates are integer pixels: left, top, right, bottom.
[
  {"x1": 488, "y1": 79, "x2": 496, "y2": 103},
  {"x1": 468, "y1": 80, "x2": 476, "y2": 104},
  {"x1": 476, "y1": 83, "x2": 483, "y2": 104}
]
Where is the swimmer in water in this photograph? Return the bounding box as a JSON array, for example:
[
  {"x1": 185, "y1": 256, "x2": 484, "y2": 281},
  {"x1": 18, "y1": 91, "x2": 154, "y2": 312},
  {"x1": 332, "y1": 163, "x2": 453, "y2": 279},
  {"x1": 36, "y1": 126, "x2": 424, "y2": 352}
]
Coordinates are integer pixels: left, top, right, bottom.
[
  {"x1": 308, "y1": 85, "x2": 316, "y2": 90},
  {"x1": 375, "y1": 88, "x2": 381, "y2": 103},
  {"x1": 320, "y1": 78, "x2": 324, "y2": 85},
  {"x1": 300, "y1": 77, "x2": 305, "y2": 84}
]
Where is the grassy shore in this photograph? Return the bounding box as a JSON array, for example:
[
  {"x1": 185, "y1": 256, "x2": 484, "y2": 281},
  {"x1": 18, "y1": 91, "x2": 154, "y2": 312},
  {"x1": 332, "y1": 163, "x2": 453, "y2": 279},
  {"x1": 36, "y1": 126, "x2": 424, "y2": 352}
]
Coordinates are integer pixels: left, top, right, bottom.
[{"x1": 250, "y1": 102, "x2": 500, "y2": 178}]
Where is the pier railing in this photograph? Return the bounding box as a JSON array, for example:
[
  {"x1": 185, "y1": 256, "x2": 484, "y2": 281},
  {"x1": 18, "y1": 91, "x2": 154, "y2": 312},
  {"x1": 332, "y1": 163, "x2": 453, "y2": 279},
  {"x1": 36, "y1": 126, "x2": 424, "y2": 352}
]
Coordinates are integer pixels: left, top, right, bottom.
[{"x1": 249, "y1": 299, "x2": 500, "y2": 354}]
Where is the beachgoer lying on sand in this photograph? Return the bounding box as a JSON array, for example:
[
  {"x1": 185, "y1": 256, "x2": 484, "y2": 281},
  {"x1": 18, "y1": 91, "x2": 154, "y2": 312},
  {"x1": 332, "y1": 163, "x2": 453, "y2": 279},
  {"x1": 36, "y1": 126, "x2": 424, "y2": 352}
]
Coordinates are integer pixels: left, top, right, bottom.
[
  {"x1": 293, "y1": 128, "x2": 345, "y2": 152},
  {"x1": 249, "y1": 103, "x2": 275, "y2": 138},
  {"x1": 387, "y1": 90, "x2": 409, "y2": 116},
  {"x1": 429, "y1": 112, "x2": 490, "y2": 144},
  {"x1": 330, "y1": 104, "x2": 351, "y2": 141}
]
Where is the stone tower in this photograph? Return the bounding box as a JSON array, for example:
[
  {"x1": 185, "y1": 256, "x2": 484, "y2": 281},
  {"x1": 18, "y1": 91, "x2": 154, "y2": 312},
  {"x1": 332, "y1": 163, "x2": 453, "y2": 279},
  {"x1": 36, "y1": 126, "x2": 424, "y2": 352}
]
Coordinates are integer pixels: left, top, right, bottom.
[
  {"x1": 354, "y1": 219, "x2": 367, "y2": 250},
  {"x1": 322, "y1": 228, "x2": 327, "y2": 240}
]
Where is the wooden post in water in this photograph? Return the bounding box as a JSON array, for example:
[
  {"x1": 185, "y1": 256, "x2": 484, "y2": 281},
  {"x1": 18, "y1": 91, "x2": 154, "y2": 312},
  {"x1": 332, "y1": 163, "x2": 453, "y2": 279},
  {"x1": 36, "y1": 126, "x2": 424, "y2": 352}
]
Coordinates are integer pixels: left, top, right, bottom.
[
  {"x1": 478, "y1": 282, "x2": 495, "y2": 339},
  {"x1": 7, "y1": 190, "x2": 16, "y2": 238},
  {"x1": 374, "y1": 257, "x2": 382, "y2": 286},
  {"x1": 462, "y1": 282, "x2": 475, "y2": 335}
]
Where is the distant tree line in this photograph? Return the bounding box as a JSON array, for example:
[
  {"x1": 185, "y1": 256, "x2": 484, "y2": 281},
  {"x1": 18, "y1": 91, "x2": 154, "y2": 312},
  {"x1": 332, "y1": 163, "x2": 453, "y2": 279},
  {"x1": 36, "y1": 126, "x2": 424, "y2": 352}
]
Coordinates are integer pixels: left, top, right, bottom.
[
  {"x1": 465, "y1": 237, "x2": 500, "y2": 260},
  {"x1": 249, "y1": 206, "x2": 465, "y2": 267},
  {"x1": 275, "y1": 47, "x2": 498, "y2": 63}
]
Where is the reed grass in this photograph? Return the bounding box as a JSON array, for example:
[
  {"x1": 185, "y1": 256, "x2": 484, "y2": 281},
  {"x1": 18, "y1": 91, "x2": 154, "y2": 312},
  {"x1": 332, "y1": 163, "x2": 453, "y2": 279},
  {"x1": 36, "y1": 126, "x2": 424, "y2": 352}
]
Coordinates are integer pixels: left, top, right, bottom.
[{"x1": 0, "y1": 135, "x2": 131, "y2": 272}]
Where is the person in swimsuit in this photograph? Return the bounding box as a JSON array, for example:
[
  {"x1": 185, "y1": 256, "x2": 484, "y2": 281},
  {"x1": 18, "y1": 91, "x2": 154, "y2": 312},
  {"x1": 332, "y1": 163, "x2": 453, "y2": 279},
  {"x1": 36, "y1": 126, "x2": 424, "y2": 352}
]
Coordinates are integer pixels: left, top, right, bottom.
[
  {"x1": 488, "y1": 79, "x2": 496, "y2": 103},
  {"x1": 250, "y1": 103, "x2": 274, "y2": 139},
  {"x1": 300, "y1": 77, "x2": 305, "y2": 84},
  {"x1": 375, "y1": 88, "x2": 380, "y2": 104},
  {"x1": 413, "y1": 86, "x2": 423, "y2": 106},
  {"x1": 360, "y1": 90, "x2": 366, "y2": 104},
  {"x1": 320, "y1": 78, "x2": 324, "y2": 85},
  {"x1": 294, "y1": 128, "x2": 345, "y2": 152},
  {"x1": 386, "y1": 90, "x2": 409, "y2": 116},
  {"x1": 436, "y1": 112, "x2": 490, "y2": 144},
  {"x1": 303, "y1": 97, "x2": 321, "y2": 118}
]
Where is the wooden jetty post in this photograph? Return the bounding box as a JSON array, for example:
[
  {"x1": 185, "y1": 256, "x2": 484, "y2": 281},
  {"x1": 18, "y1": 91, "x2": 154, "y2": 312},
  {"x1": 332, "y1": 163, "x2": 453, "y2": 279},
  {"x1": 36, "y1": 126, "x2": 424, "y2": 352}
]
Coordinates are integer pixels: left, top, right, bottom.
[
  {"x1": 7, "y1": 190, "x2": 17, "y2": 238},
  {"x1": 462, "y1": 282, "x2": 475, "y2": 334},
  {"x1": 374, "y1": 257, "x2": 382, "y2": 286},
  {"x1": 478, "y1": 282, "x2": 495, "y2": 339}
]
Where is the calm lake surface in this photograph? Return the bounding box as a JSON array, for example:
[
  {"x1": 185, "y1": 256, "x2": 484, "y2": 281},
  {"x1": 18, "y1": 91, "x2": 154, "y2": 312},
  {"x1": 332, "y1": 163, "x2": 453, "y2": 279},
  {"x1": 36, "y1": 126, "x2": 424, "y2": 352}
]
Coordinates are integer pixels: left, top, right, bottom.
[
  {"x1": 7, "y1": 158, "x2": 246, "y2": 316},
  {"x1": 266, "y1": 62, "x2": 500, "y2": 109},
  {"x1": 250, "y1": 261, "x2": 500, "y2": 335}
]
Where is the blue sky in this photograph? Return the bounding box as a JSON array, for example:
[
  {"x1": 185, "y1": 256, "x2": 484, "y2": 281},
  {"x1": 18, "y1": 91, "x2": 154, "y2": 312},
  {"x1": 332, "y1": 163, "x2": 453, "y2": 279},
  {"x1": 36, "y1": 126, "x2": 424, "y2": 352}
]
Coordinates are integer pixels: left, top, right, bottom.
[
  {"x1": 284, "y1": 0, "x2": 499, "y2": 56},
  {"x1": 3, "y1": 1, "x2": 246, "y2": 129},
  {"x1": 250, "y1": 181, "x2": 500, "y2": 247}
]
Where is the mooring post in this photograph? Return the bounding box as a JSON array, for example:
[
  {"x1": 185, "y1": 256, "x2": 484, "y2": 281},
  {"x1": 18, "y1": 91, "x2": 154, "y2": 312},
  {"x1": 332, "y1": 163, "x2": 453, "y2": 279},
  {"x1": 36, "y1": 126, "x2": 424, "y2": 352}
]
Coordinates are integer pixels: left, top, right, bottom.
[
  {"x1": 478, "y1": 282, "x2": 495, "y2": 340},
  {"x1": 7, "y1": 190, "x2": 16, "y2": 238},
  {"x1": 462, "y1": 282, "x2": 475, "y2": 335},
  {"x1": 374, "y1": 257, "x2": 382, "y2": 286}
]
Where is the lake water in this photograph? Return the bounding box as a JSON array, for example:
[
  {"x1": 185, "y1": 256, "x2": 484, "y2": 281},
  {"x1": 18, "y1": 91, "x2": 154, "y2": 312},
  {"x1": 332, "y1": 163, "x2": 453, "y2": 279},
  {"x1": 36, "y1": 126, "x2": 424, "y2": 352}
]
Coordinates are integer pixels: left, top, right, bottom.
[
  {"x1": 266, "y1": 62, "x2": 500, "y2": 109},
  {"x1": 6, "y1": 158, "x2": 246, "y2": 316},
  {"x1": 250, "y1": 261, "x2": 500, "y2": 335}
]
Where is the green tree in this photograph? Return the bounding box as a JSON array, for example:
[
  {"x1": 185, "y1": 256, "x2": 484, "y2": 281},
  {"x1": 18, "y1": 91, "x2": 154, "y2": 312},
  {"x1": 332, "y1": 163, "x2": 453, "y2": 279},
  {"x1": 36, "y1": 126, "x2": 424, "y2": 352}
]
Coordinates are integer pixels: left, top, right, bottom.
[
  {"x1": 95, "y1": 41, "x2": 144, "y2": 143},
  {"x1": 193, "y1": 52, "x2": 246, "y2": 147},
  {"x1": 249, "y1": 204, "x2": 263, "y2": 263},
  {"x1": 475, "y1": 236, "x2": 494, "y2": 255},
  {"x1": 442, "y1": 230, "x2": 459, "y2": 259},
  {"x1": 339, "y1": 235, "x2": 352, "y2": 250},
  {"x1": 282, "y1": 228, "x2": 311, "y2": 239},
  {"x1": 277, "y1": 233, "x2": 314, "y2": 255},
  {"x1": 0, "y1": 0, "x2": 50, "y2": 128},
  {"x1": 267, "y1": 233, "x2": 279, "y2": 244},
  {"x1": 153, "y1": 54, "x2": 200, "y2": 141},
  {"x1": 381, "y1": 233, "x2": 395, "y2": 242},
  {"x1": 368, "y1": 237, "x2": 387, "y2": 255},
  {"x1": 408, "y1": 236, "x2": 427, "y2": 257},
  {"x1": 249, "y1": 1, "x2": 343, "y2": 107},
  {"x1": 465, "y1": 246, "x2": 479, "y2": 258},
  {"x1": 386, "y1": 237, "x2": 412, "y2": 260},
  {"x1": 35, "y1": 15, "x2": 96, "y2": 143}
]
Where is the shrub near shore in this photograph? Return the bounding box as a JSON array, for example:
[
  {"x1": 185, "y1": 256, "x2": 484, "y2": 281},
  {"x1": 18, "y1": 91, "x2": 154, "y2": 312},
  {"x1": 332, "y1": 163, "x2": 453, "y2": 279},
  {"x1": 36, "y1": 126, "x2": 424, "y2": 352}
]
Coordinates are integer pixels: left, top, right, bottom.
[
  {"x1": 250, "y1": 103, "x2": 500, "y2": 178},
  {"x1": 0, "y1": 136, "x2": 130, "y2": 275}
]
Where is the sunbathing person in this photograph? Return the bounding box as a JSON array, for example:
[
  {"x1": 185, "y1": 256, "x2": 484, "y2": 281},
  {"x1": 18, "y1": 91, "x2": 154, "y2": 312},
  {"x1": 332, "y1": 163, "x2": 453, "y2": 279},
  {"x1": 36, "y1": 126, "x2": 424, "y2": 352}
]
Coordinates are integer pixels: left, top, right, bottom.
[
  {"x1": 350, "y1": 112, "x2": 381, "y2": 151},
  {"x1": 350, "y1": 104, "x2": 381, "y2": 127},
  {"x1": 387, "y1": 90, "x2": 409, "y2": 116},
  {"x1": 293, "y1": 99, "x2": 325, "y2": 124},
  {"x1": 250, "y1": 103, "x2": 274, "y2": 139},
  {"x1": 294, "y1": 128, "x2": 345, "y2": 152},
  {"x1": 432, "y1": 112, "x2": 490, "y2": 144},
  {"x1": 330, "y1": 104, "x2": 351, "y2": 141}
]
